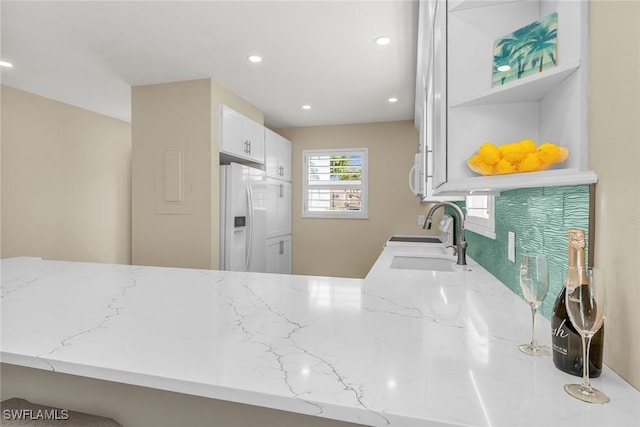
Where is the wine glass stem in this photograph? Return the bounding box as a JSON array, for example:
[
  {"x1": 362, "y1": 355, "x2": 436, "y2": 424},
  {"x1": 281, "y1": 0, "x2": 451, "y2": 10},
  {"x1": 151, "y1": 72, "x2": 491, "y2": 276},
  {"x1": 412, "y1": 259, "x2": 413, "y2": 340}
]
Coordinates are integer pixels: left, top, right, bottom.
[
  {"x1": 529, "y1": 305, "x2": 538, "y2": 348},
  {"x1": 581, "y1": 334, "x2": 593, "y2": 392}
]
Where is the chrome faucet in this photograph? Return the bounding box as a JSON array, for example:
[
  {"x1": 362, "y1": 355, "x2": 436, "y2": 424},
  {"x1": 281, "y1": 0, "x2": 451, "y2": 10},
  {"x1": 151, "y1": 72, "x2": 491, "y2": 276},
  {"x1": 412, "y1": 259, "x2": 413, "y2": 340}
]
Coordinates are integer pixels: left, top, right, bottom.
[{"x1": 423, "y1": 202, "x2": 467, "y2": 266}]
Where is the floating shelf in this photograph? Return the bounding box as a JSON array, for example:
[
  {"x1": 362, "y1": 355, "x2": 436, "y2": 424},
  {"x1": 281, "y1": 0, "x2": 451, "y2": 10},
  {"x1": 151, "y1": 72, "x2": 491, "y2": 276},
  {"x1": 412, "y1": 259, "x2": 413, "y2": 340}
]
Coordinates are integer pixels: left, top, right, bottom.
[
  {"x1": 448, "y1": 0, "x2": 523, "y2": 13},
  {"x1": 450, "y1": 60, "x2": 581, "y2": 108},
  {"x1": 432, "y1": 169, "x2": 598, "y2": 195}
]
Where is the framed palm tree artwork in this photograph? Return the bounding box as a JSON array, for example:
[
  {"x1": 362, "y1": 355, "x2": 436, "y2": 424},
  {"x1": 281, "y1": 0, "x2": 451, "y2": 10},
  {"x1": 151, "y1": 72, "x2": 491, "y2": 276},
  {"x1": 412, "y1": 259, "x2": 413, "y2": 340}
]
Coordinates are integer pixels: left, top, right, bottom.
[{"x1": 492, "y1": 12, "x2": 558, "y2": 87}]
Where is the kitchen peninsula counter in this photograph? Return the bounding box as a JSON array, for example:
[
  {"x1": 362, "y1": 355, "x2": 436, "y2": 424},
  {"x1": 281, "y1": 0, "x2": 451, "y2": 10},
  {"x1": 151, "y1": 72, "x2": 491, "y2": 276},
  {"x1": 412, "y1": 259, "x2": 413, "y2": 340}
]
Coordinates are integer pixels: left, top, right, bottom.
[{"x1": 1, "y1": 254, "x2": 639, "y2": 426}]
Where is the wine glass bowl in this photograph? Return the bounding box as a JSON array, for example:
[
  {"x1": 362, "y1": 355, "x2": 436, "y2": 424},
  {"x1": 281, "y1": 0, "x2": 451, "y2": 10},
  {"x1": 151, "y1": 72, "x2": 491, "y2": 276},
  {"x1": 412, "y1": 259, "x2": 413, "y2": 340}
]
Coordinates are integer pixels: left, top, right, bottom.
[
  {"x1": 564, "y1": 267, "x2": 609, "y2": 404},
  {"x1": 518, "y1": 253, "x2": 550, "y2": 356}
]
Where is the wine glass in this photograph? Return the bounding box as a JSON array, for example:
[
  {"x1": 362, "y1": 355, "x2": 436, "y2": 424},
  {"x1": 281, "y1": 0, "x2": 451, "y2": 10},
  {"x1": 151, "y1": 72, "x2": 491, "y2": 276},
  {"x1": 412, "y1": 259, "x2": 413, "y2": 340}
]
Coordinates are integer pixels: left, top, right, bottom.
[
  {"x1": 518, "y1": 253, "x2": 550, "y2": 356},
  {"x1": 564, "y1": 267, "x2": 609, "y2": 403}
]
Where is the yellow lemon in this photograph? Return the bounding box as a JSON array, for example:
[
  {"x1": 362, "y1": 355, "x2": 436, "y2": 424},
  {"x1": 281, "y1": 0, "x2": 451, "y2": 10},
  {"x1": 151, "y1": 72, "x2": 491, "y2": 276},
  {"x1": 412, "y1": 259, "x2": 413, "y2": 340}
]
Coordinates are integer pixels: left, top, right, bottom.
[
  {"x1": 478, "y1": 142, "x2": 502, "y2": 166},
  {"x1": 467, "y1": 155, "x2": 484, "y2": 174},
  {"x1": 495, "y1": 158, "x2": 516, "y2": 174},
  {"x1": 477, "y1": 162, "x2": 495, "y2": 176},
  {"x1": 499, "y1": 142, "x2": 527, "y2": 163},
  {"x1": 468, "y1": 154, "x2": 495, "y2": 175},
  {"x1": 537, "y1": 142, "x2": 561, "y2": 163},
  {"x1": 519, "y1": 139, "x2": 536, "y2": 154},
  {"x1": 468, "y1": 154, "x2": 483, "y2": 167},
  {"x1": 519, "y1": 153, "x2": 541, "y2": 172},
  {"x1": 557, "y1": 146, "x2": 569, "y2": 162}
]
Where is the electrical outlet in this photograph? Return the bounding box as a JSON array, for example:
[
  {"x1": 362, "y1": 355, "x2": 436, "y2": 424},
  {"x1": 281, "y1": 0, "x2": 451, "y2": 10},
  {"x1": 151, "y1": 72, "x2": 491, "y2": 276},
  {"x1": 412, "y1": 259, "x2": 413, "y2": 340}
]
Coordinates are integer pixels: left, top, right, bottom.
[
  {"x1": 418, "y1": 215, "x2": 426, "y2": 226},
  {"x1": 508, "y1": 232, "x2": 516, "y2": 262}
]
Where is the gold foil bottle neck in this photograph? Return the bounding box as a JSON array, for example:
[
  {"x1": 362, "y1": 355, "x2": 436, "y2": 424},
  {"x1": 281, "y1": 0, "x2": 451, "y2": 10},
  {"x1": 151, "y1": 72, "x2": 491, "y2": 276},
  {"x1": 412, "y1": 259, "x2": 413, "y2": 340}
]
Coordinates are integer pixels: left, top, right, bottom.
[
  {"x1": 567, "y1": 228, "x2": 586, "y2": 251},
  {"x1": 567, "y1": 228, "x2": 588, "y2": 287}
]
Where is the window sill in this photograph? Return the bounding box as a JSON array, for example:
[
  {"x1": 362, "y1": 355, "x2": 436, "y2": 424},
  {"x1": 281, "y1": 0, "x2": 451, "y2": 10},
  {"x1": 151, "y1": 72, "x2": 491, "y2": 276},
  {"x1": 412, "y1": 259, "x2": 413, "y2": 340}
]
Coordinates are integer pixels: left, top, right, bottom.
[
  {"x1": 465, "y1": 222, "x2": 496, "y2": 240},
  {"x1": 302, "y1": 214, "x2": 369, "y2": 220}
]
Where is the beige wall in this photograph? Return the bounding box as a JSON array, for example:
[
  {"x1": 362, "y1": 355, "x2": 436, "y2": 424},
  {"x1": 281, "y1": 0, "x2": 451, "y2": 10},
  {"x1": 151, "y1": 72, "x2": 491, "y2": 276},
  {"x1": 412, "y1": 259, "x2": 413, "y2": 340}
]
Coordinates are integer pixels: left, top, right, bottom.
[
  {"x1": 1, "y1": 86, "x2": 131, "y2": 264},
  {"x1": 131, "y1": 78, "x2": 262, "y2": 270},
  {"x1": 132, "y1": 79, "x2": 213, "y2": 269},
  {"x1": 279, "y1": 121, "x2": 438, "y2": 279},
  {"x1": 590, "y1": 1, "x2": 640, "y2": 390}
]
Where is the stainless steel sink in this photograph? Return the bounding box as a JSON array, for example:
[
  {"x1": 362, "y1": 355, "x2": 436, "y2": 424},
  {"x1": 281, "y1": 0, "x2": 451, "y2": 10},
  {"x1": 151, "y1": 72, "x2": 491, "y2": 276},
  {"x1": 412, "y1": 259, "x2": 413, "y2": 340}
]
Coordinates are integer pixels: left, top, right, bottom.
[
  {"x1": 388, "y1": 236, "x2": 443, "y2": 244},
  {"x1": 390, "y1": 255, "x2": 456, "y2": 272}
]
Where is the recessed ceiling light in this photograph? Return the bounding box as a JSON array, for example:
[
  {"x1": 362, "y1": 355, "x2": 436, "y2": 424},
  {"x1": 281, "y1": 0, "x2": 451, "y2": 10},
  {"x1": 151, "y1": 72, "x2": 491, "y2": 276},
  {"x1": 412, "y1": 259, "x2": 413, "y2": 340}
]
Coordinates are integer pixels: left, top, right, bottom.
[
  {"x1": 374, "y1": 36, "x2": 391, "y2": 46},
  {"x1": 388, "y1": 97, "x2": 398, "y2": 103},
  {"x1": 302, "y1": 105, "x2": 311, "y2": 110},
  {"x1": 247, "y1": 55, "x2": 262, "y2": 63},
  {"x1": 497, "y1": 65, "x2": 511, "y2": 72},
  {"x1": 0, "y1": 61, "x2": 14, "y2": 68}
]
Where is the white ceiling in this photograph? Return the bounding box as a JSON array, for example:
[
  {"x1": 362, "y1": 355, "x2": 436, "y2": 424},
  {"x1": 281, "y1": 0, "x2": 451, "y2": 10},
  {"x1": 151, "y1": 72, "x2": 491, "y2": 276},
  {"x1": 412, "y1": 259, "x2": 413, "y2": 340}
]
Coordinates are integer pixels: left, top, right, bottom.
[{"x1": 0, "y1": 0, "x2": 418, "y2": 128}]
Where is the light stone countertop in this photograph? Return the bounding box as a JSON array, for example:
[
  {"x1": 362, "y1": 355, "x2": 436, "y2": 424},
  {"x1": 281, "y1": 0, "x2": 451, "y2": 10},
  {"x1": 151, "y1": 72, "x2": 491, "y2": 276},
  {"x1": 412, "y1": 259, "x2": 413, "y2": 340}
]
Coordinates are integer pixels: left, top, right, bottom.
[{"x1": 1, "y1": 249, "x2": 639, "y2": 427}]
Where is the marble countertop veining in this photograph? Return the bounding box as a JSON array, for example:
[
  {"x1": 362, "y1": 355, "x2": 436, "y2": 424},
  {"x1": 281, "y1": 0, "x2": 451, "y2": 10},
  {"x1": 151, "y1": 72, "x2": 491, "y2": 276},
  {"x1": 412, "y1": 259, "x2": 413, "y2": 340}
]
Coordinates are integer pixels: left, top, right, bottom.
[{"x1": 1, "y1": 249, "x2": 639, "y2": 427}]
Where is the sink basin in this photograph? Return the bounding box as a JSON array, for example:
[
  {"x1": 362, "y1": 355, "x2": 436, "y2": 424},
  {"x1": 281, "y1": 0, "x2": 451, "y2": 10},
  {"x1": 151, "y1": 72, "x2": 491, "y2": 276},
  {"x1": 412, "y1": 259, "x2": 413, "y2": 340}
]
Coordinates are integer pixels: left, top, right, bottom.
[
  {"x1": 388, "y1": 236, "x2": 443, "y2": 244},
  {"x1": 390, "y1": 255, "x2": 457, "y2": 272}
]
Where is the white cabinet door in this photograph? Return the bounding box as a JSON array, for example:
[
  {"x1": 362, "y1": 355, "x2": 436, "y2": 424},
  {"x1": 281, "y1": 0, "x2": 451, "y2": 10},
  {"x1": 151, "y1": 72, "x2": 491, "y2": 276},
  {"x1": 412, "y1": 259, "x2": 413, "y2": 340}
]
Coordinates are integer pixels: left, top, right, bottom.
[
  {"x1": 279, "y1": 235, "x2": 291, "y2": 274},
  {"x1": 265, "y1": 235, "x2": 291, "y2": 274},
  {"x1": 266, "y1": 178, "x2": 292, "y2": 239},
  {"x1": 265, "y1": 129, "x2": 292, "y2": 181},
  {"x1": 415, "y1": 0, "x2": 460, "y2": 200},
  {"x1": 220, "y1": 105, "x2": 265, "y2": 164},
  {"x1": 278, "y1": 181, "x2": 292, "y2": 235},
  {"x1": 264, "y1": 129, "x2": 279, "y2": 178},
  {"x1": 431, "y1": 0, "x2": 447, "y2": 190},
  {"x1": 244, "y1": 118, "x2": 264, "y2": 163},
  {"x1": 220, "y1": 106, "x2": 245, "y2": 158},
  {"x1": 279, "y1": 139, "x2": 292, "y2": 181}
]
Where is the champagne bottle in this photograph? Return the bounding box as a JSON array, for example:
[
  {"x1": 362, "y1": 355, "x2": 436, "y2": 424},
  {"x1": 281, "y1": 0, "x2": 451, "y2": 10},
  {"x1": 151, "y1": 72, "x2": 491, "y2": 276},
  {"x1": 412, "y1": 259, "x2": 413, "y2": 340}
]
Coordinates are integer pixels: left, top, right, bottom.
[{"x1": 551, "y1": 228, "x2": 604, "y2": 377}]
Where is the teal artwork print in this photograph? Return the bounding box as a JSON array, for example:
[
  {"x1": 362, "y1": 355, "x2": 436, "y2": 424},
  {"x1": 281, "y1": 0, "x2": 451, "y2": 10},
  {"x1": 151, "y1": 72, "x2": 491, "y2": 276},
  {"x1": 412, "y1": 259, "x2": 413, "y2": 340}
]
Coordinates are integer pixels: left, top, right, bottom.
[{"x1": 492, "y1": 12, "x2": 558, "y2": 87}]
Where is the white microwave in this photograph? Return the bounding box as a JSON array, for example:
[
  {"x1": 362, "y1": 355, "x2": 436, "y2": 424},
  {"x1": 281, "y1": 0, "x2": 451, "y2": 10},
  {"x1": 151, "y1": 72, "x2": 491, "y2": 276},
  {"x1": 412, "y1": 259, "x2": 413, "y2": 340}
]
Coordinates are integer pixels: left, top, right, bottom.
[
  {"x1": 409, "y1": 152, "x2": 424, "y2": 198},
  {"x1": 410, "y1": 151, "x2": 462, "y2": 202}
]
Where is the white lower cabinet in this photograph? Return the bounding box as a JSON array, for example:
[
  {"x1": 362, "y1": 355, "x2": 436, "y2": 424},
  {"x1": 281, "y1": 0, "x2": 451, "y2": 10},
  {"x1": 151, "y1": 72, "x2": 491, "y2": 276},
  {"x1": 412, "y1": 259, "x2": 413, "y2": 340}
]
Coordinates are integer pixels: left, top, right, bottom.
[{"x1": 266, "y1": 235, "x2": 291, "y2": 274}]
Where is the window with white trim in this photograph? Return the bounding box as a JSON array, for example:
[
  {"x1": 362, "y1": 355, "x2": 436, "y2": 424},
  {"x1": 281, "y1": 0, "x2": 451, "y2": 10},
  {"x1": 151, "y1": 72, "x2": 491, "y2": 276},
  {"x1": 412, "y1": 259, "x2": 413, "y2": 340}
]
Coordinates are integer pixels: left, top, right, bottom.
[
  {"x1": 464, "y1": 195, "x2": 496, "y2": 239},
  {"x1": 302, "y1": 148, "x2": 368, "y2": 219}
]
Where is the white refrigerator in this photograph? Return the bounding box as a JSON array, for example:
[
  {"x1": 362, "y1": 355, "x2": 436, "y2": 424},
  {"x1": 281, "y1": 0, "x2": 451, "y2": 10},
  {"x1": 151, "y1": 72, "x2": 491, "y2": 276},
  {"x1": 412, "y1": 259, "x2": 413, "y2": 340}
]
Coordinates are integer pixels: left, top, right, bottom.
[{"x1": 219, "y1": 163, "x2": 267, "y2": 272}]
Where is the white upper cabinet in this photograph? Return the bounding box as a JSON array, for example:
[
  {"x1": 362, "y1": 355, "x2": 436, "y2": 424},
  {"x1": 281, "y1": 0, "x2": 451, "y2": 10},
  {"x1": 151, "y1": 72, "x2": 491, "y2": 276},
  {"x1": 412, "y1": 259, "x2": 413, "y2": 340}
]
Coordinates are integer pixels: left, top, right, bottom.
[
  {"x1": 220, "y1": 104, "x2": 265, "y2": 164},
  {"x1": 418, "y1": 0, "x2": 597, "y2": 195},
  {"x1": 413, "y1": 0, "x2": 461, "y2": 201},
  {"x1": 264, "y1": 129, "x2": 292, "y2": 182}
]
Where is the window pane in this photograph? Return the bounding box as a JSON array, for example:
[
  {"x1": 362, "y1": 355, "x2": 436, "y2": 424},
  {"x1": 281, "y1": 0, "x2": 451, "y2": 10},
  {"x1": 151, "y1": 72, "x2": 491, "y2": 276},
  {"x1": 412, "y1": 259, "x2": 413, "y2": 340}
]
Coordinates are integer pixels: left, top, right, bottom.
[
  {"x1": 466, "y1": 195, "x2": 488, "y2": 209},
  {"x1": 308, "y1": 154, "x2": 362, "y2": 183},
  {"x1": 307, "y1": 189, "x2": 361, "y2": 212},
  {"x1": 465, "y1": 195, "x2": 490, "y2": 219},
  {"x1": 303, "y1": 149, "x2": 367, "y2": 218}
]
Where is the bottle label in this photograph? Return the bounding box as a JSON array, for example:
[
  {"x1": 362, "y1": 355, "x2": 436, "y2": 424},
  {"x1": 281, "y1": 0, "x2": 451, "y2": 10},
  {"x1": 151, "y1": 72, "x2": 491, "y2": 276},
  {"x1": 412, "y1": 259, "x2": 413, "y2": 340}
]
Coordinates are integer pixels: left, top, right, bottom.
[
  {"x1": 552, "y1": 343, "x2": 568, "y2": 356},
  {"x1": 552, "y1": 319, "x2": 570, "y2": 356},
  {"x1": 552, "y1": 319, "x2": 570, "y2": 338}
]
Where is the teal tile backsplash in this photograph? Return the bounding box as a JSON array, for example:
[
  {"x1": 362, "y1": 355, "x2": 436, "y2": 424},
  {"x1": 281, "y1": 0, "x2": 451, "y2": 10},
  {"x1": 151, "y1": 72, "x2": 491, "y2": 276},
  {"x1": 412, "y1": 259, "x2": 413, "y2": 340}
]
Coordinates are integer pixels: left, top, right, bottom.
[{"x1": 454, "y1": 185, "x2": 590, "y2": 319}]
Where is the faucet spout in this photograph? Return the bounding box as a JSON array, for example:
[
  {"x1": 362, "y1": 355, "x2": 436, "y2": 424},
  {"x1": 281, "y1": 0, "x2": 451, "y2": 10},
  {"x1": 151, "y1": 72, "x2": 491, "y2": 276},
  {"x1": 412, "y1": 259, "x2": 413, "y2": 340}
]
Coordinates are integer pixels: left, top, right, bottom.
[
  {"x1": 424, "y1": 217, "x2": 433, "y2": 230},
  {"x1": 423, "y1": 201, "x2": 467, "y2": 266}
]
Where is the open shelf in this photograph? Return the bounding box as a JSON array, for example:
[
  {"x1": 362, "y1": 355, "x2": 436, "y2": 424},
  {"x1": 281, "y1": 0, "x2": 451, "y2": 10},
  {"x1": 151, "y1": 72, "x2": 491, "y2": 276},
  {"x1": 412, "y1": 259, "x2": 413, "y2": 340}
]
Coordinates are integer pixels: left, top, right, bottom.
[
  {"x1": 416, "y1": 0, "x2": 592, "y2": 196},
  {"x1": 448, "y1": 0, "x2": 523, "y2": 12},
  {"x1": 450, "y1": 60, "x2": 580, "y2": 107},
  {"x1": 433, "y1": 169, "x2": 597, "y2": 195}
]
